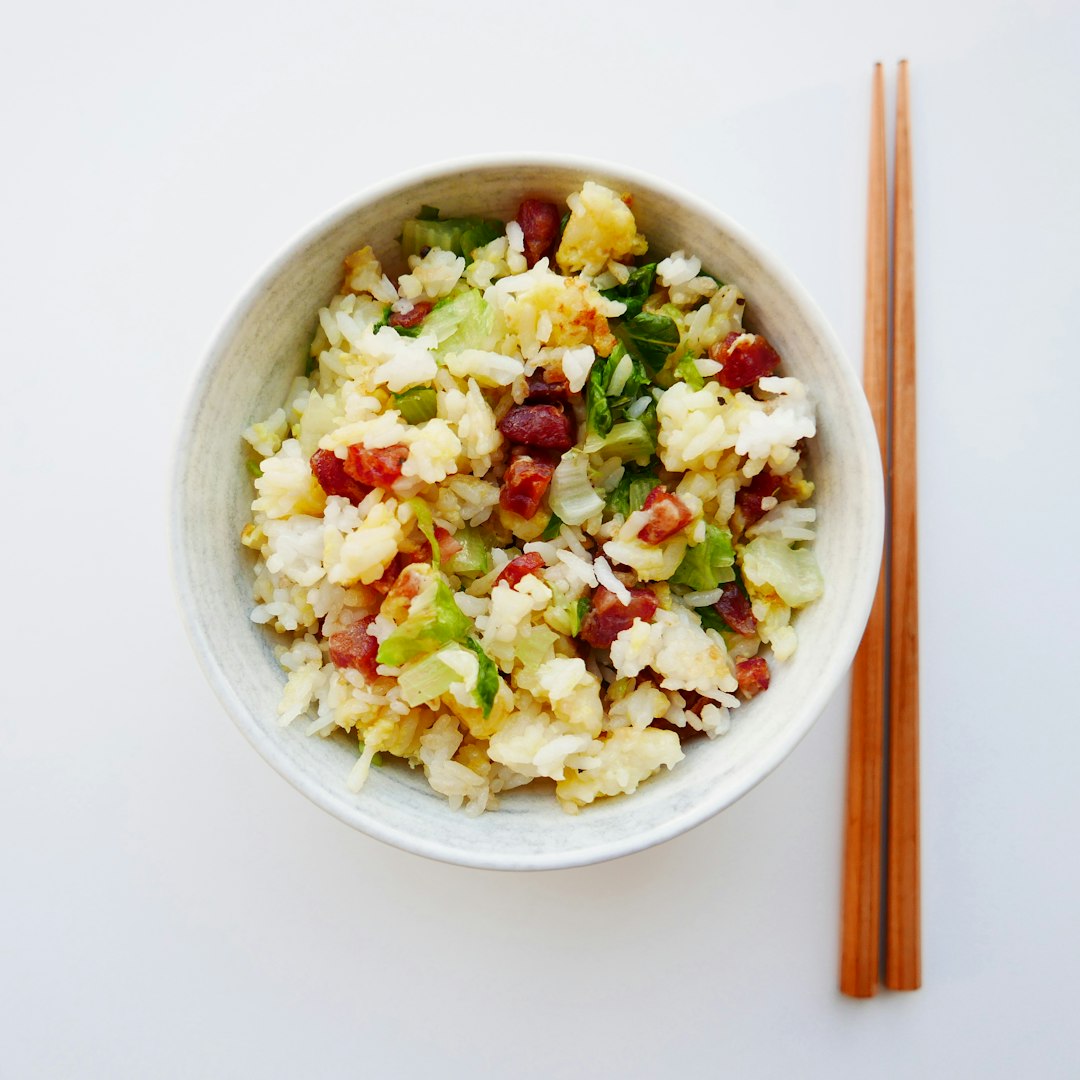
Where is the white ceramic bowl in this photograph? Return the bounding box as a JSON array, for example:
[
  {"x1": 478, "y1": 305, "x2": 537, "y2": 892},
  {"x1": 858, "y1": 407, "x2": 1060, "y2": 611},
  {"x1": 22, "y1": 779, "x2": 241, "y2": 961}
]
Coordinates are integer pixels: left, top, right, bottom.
[{"x1": 172, "y1": 155, "x2": 883, "y2": 870}]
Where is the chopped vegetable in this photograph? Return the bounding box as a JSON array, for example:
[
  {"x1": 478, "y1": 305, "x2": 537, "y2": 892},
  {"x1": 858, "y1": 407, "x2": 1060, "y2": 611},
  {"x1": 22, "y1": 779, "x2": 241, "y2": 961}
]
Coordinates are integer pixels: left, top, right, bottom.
[
  {"x1": 445, "y1": 527, "x2": 491, "y2": 577},
  {"x1": 540, "y1": 512, "x2": 564, "y2": 541},
  {"x1": 423, "y1": 289, "x2": 498, "y2": 355},
  {"x1": 398, "y1": 648, "x2": 465, "y2": 707},
  {"x1": 400, "y1": 214, "x2": 504, "y2": 261},
  {"x1": 675, "y1": 352, "x2": 705, "y2": 390},
  {"x1": 571, "y1": 596, "x2": 591, "y2": 636},
  {"x1": 606, "y1": 463, "x2": 659, "y2": 518},
  {"x1": 393, "y1": 385, "x2": 437, "y2": 424},
  {"x1": 464, "y1": 637, "x2": 500, "y2": 717},
  {"x1": 407, "y1": 498, "x2": 441, "y2": 564},
  {"x1": 670, "y1": 524, "x2": 736, "y2": 590},
  {"x1": 548, "y1": 450, "x2": 605, "y2": 525},
  {"x1": 600, "y1": 263, "x2": 657, "y2": 319},
  {"x1": 740, "y1": 536, "x2": 824, "y2": 608},
  {"x1": 593, "y1": 419, "x2": 654, "y2": 462},
  {"x1": 586, "y1": 355, "x2": 613, "y2": 440},
  {"x1": 512, "y1": 623, "x2": 557, "y2": 670},
  {"x1": 376, "y1": 580, "x2": 472, "y2": 667},
  {"x1": 616, "y1": 312, "x2": 680, "y2": 375}
]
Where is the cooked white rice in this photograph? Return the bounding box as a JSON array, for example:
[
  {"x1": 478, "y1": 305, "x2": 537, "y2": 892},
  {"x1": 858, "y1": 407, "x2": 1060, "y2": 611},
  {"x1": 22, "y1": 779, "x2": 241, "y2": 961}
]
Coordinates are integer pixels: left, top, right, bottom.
[{"x1": 240, "y1": 181, "x2": 823, "y2": 814}]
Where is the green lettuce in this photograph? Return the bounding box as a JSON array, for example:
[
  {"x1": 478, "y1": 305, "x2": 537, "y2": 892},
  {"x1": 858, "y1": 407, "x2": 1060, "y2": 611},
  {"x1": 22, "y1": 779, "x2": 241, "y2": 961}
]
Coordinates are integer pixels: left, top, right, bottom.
[
  {"x1": 393, "y1": 386, "x2": 437, "y2": 424},
  {"x1": 740, "y1": 537, "x2": 824, "y2": 608},
  {"x1": 670, "y1": 524, "x2": 736, "y2": 591},
  {"x1": 464, "y1": 637, "x2": 500, "y2": 717},
  {"x1": 376, "y1": 580, "x2": 472, "y2": 667},
  {"x1": 617, "y1": 312, "x2": 680, "y2": 375},
  {"x1": 599, "y1": 263, "x2": 657, "y2": 320}
]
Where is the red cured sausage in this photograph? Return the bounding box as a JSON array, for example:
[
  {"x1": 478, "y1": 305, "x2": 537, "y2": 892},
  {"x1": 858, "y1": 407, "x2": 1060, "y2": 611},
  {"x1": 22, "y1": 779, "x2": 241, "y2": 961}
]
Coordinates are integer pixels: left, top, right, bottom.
[
  {"x1": 499, "y1": 452, "x2": 556, "y2": 519},
  {"x1": 310, "y1": 449, "x2": 371, "y2": 506},
  {"x1": 525, "y1": 369, "x2": 572, "y2": 404},
  {"x1": 714, "y1": 581, "x2": 757, "y2": 635},
  {"x1": 389, "y1": 301, "x2": 432, "y2": 329},
  {"x1": 517, "y1": 199, "x2": 562, "y2": 268},
  {"x1": 498, "y1": 405, "x2": 574, "y2": 451},
  {"x1": 579, "y1": 586, "x2": 658, "y2": 649},
  {"x1": 328, "y1": 615, "x2": 380, "y2": 681},
  {"x1": 495, "y1": 552, "x2": 545, "y2": 589},
  {"x1": 343, "y1": 443, "x2": 409, "y2": 488},
  {"x1": 709, "y1": 332, "x2": 781, "y2": 389},
  {"x1": 735, "y1": 469, "x2": 796, "y2": 528},
  {"x1": 434, "y1": 526, "x2": 462, "y2": 564},
  {"x1": 735, "y1": 656, "x2": 770, "y2": 698},
  {"x1": 637, "y1": 486, "x2": 693, "y2": 544}
]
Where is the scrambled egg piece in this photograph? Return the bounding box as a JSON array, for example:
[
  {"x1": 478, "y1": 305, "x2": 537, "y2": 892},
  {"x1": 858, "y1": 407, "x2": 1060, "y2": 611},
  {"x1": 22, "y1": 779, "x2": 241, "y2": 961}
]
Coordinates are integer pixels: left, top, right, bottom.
[
  {"x1": 556, "y1": 728, "x2": 683, "y2": 810},
  {"x1": 556, "y1": 181, "x2": 648, "y2": 276}
]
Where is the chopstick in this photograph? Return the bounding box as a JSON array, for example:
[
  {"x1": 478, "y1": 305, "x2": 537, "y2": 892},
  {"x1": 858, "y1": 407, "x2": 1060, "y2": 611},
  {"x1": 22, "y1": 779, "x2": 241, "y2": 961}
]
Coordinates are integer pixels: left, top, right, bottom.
[
  {"x1": 885, "y1": 58, "x2": 921, "y2": 991},
  {"x1": 839, "y1": 62, "x2": 889, "y2": 999},
  {"x1": 839, "y1": 60, "x2": 921, "y2": 997}
]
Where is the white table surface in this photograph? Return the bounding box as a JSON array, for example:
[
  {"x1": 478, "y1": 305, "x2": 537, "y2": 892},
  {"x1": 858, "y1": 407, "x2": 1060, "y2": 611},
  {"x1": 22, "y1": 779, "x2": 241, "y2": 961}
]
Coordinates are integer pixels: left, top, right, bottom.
[{"x1": 3, "y1": 1, "x2": 1078, "y2": 1076}]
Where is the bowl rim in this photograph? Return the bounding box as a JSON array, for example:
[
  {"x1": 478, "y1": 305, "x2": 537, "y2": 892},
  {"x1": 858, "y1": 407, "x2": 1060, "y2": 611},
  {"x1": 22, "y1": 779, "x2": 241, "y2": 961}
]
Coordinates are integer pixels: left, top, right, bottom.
[{"x1": 171, "y1": 152, "x2": 884, "y2": 871}]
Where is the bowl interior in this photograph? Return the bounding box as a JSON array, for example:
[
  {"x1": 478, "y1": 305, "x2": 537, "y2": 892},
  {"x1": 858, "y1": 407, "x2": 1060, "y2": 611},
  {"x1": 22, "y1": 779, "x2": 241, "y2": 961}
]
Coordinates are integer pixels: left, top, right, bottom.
[{"x1": 173, "y1": 159, "x2": 882, "y2": 869}]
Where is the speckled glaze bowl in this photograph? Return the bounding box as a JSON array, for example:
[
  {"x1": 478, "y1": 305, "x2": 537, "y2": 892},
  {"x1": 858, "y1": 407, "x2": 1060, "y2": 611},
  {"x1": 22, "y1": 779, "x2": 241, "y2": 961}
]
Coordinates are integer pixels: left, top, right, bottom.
[{"x1": 172, "y1": 155, "x2": 883, "y2": 870}]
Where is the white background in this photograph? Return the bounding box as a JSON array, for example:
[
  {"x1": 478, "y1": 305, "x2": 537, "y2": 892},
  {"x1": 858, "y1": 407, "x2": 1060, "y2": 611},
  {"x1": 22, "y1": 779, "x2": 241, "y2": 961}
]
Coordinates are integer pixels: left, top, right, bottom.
[{"x1": 3, "y1": 1, "x2": 1078, "y2": 1076}]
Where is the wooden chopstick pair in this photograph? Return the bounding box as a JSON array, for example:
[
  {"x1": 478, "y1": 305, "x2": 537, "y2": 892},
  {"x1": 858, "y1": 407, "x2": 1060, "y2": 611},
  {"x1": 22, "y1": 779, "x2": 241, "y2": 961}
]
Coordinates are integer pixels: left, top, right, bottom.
[{"x1": 840, "y1": 60, "x2": 920, "y2": 998}]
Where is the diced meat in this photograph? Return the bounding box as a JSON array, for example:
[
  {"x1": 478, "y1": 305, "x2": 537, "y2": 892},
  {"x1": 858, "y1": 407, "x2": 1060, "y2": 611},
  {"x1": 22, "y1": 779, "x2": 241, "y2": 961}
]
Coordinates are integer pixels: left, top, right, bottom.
[
  {"x1": 637, "y1": 486, "x2": 693, "y2": 544},
  {"x1": 328, "y1": 615, "x2": 380, "y2": 681},
  {"x1": 368, "y1": 554, "x2": 404, "y2": 595},
  {"x1": 343, "y1": 443, "x2": 409, "y2": 488},
  {"x1": 709, "y1": 331, "x2": 782, "y2": 389},
  {"x1": 735, "y1": 656, "x2": 770, "y2": 698},
  {"x1": 579, "y1": 586, "x2": 658, "y2": 649},
  {"x1": 525, "y1": 369, "x2": 572, "y2": 404},
  {"x1": 499, "y1": 451, "x2": 556, "y2": 519},
  {"x1": 310, "y1": 449, "x2": 371, "y2": 506},
  {"x1": 734, "y1": 469, "x2": 795, "y2": 528},
  {"x1": 495, "y1": 552, "x2": 545, "y2": 589},
  {"x1": 380, "y1": 563, "x2": 430, "y2": 622},
  {"x1": 435, "y1": 526, "x2": 462, "y2": 564},
  {"x1": 517, "y1": 199, "x2": 562, "y2": 268},
  {"x1": 714, "y1": 581, "x2": 757, "y2": 635},
  {"x1": 498, "y1": 405, "x2": 575, "y2": 451},
  {"x1": 680, "y1": 689, "x2": 708, "y2": 716},
  {"x1": 388, "y1": 300, "x2": 432, "y2": 329}
]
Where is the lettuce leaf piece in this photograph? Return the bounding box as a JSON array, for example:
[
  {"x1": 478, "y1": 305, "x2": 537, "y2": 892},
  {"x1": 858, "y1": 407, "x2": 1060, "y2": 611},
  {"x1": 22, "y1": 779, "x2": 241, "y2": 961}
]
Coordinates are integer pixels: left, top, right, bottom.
[
  {"x1": 397, "y1": 649, "x2": 462, "y2": 707},
  {"x1": 606, "y1": 462, "x2": 659, "y2": 518},
  {"x1": 586, "y1": 352, "x2": 613, "y2": 440},
  {"x1": 512, "y1": 624, "x2": 557, "y2": 670},
  {"x1": 697, "y1": 606, "x2": 732, "y2": 634},
  {"x1": 407, "y1": 498, "x2": 440, "y2": 565},
  {"x1": 400, "y1": 216, "x2": 504, "y2": 260},
  {"x1": 675, "y1": 352, "x2": 705, "y2": 390},
  {"x1": 446, "y1": 527, "x2": 491, "y2": 577},
  {"x1": 740, "y1": 537, "x2": 824, "y2": 608},
  {"x1": 393, "y1": 385, "x2": 437, "y2": 424},
  {"x1": 426, "y1": 289, "x2": 498, "y2": 356},
  {"x1": 594, "y1": 419, "x2": 654, "y2": 462},
  {"x1": 464, "y1": 637, "x2": 500, "y2": 717},
  {"x1": 548, "y1": 450, "x2": 605, "y2": 525},
  {"x1": 541, "y1": 513, "x2": 564, "y2": 541},
  {"x1": 670, "y1": 524, "x2": 736, "y2": 591},
  {"x1": 376, "y1": 580, "x2": 472, "y2": 667},
  {"x1": 617, "y1": 312, "x2": 680, "y2": 375},
  {"x1": 600, "y1": 263, "x2": 657, "y2": 320},
  {"x1": 570, "y1": 597, "x2": 591, "y2": 636}
]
